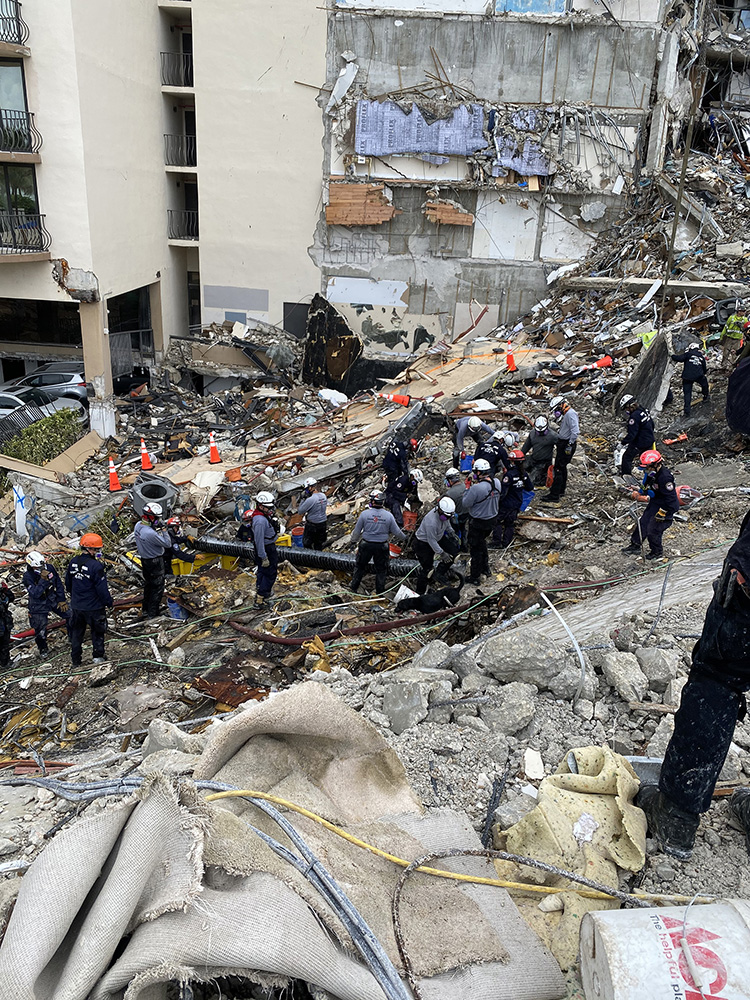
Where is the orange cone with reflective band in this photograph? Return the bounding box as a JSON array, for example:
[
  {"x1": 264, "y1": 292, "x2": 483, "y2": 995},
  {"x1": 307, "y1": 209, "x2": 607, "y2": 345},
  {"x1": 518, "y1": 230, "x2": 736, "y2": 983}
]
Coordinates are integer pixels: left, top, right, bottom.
[
  {"x1": 208, "y1": 431, "x2": 222, "y2": 464},
  {"x1": 108, "y1": 457, "x2": 122, "y2": 492},
  {"x1": 378, "y1": 393, "x2": 411, "y2": 407},
  {"x1": 506, "y1": 341, "x2": 517, "y2": 373},
  {"x1": 139, "y1": 438, "x2": 153, "y2": 471}
]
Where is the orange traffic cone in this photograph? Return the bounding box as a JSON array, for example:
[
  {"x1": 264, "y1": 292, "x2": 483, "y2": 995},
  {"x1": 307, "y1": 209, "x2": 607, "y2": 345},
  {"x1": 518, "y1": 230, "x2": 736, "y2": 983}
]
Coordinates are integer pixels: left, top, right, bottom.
[
  {"x1": 108, "y1": 457, "x2": 122, "y2": 492},
  {"x1": 139, "y1": 437, "x2": 153, "y2": 471},
  {"x1": 378, "y1": 393, "x2": 411, "y2": 406},
  {"x1": 506, "y1": 341, "x2": 517, "y2": 373},
  {"x1": 208, "y1": 431, "x2": 222, "y2": 464}
]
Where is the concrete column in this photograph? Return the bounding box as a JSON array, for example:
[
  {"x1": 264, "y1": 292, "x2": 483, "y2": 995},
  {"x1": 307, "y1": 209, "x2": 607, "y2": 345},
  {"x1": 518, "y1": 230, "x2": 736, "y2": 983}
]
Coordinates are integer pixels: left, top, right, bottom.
[
  {"x1": 149, "y1": 279, "x2": 165, "y2": 359},
  {"x1": 79, "y1": 300, "x2": 116, "y2": 439}
]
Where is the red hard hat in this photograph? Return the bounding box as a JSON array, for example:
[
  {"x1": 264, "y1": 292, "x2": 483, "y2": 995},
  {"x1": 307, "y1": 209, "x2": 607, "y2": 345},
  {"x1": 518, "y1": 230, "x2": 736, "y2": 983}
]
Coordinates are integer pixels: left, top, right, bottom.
[
  {"x1": 241, "y1": 508, "x2": 254, "y2": 521},
  {"x1": 80, "y1": 533, "x2": 103, "y2": 548},
  {"x1": 409, "y1": 438, "x2": 418, "y2": 449},
  {"x1": 509, "y1": 449, "x2": 525, "y2": 461},
  {"x1": 639, "y1": 449, "x2": 662, "y2": 467}
]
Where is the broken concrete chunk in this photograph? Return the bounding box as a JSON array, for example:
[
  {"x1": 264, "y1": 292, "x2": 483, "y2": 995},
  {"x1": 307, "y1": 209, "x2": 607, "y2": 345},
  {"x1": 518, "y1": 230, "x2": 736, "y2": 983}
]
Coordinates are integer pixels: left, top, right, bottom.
[
  {"x1": 664, "y1": 676, "x2": 687, "y2": 708},
  {"x1": 610, "y1": 621, "x2": 637, "y2": 652},
  {"x1": 600, "y1": 651, "x2": 649, "y2": 703},
  {"x1": 494, "y1": 791, "x2": 538, "y2": 830},
  {"x1": 524, "y1": 748, "x2": 545, "y2": 780},
  {"x1": 411, "y1": 640, "x2": 452, "y2": 671},
  {"x1": 646, "y1": 716, "x2": 675, "y2": 757},
  {"x1": 480, "y1": 682, "x2": 537, "y2": 736},
  {"x1": 382, "y1": 682, "x2": 429, "y2": 735},
  {"x1": 426, "y1": 680, "x2": 454, "y2": 724},
  {"x1": 715, "y1": 241, "x2": 744, "y2": 258},
  {"x1": 633, "y1": 647, "x2": 681, "y2": 693},
  {"x1": 0, "y1": 838, "x2": 18, "y2": 858},
  {"x1": 478, "y1": 632, "x2": 587, "y2": 702},
  {"x1": 445, "y1": 644, "x2": 479, "y2": 680}
]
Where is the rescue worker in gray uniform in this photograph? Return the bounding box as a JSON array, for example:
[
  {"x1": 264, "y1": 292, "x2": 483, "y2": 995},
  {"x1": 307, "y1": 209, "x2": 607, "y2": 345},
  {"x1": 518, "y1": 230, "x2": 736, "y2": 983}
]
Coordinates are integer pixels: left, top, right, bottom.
[
  {"x1": 350, "y1": 490, "x2": 405, "y2": 594},
  {"x1": 413, "y1": 497, "x2": 459, "y2": 594},
  {"x1": 462, "y1": 458, "x2": 502, "y2": 585},
  {"x1": 521, "y1": 415, "x2": 558, "y2": 486},
  {"x1": 452, "y1": 415, "x2": 494, "y2": 467},
  {"x1": 444, "y1": 467, "x2": 469, "y2": 552},
  {"x1": 297, "y1": 477, "x2": 328, "y2": 550}
]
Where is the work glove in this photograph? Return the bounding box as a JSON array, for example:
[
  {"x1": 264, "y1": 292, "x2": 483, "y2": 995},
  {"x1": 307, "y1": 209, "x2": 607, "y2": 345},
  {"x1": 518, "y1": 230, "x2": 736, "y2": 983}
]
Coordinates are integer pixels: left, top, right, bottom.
[
  {"x1": 427, "y1": 567, "x2": 436, "y2": 579},
  {"x1": 564, "y1": 444, "x2": 573, "y2": 457},
  {"x1": 440, "y1": 552, "x2": 453, "y2": 564},
  {"x1": 186, "y1": 535, "x2": 197, "y2": 546},
  {"x1": 56, "y1": 602, "x2": 68, "y2": 614},
  {"x1": 261, "y1": 558, "x2": 270, "y2": 568},
  {"x1": 655, "y1": 508, "x2": 667, "y2": 521}
]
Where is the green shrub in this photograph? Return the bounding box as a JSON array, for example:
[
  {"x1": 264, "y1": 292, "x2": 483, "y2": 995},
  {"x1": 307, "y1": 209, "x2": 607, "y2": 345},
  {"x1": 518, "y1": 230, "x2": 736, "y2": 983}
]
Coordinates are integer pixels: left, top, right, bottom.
[{"x1": 0, "y1": 408, "x2": 82, "y2": 494}]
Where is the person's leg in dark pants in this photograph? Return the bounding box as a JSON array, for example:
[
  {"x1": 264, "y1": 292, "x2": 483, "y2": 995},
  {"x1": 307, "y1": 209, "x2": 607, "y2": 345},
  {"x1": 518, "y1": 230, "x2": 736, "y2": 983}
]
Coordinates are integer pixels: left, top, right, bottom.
[
  {"x1": 88, "y1": 610, "x2": 108, "y2": 660},
  {"x1": 697, "y1": 374, "x2": 710, "y2": 402},
  {"x1": 457, "y1": 514, "x2": 469, "y2": 552},
  {"x1": 468, "y1": 518, "x2": 492, "y2": 582},
  {"x1": 69, "y1": 610, "x2": 87, "y2": 666},
  {"x1": 630, "y1": 508, "x2": 654, "y2": 549},
  {"x1": 142, "y1": 557, "x2": 166, "y2": 617},
  {"x1": 682, "y1": 379, "x2": 693, "y2": 417},
  {"x1": 548, "y1": 443, "x2": 575, "y2": 500},
  {"x1": 384, "y1": 496, "x2": 403, "y2": 528},
  {"x1": 497, "y1": 510, "x2": 518, "y2": 548},
  {"x1": 29, "y1": 612, "x2": 49, "y2": 655},
  {"x1": 303, "y1": 521, "x2": 327, "y2": 551},
  {"x1": 645, "y1": 514, "x2": 672, "y2": 557},
  {"x1": 372, "y1": 543, "x2": 389, "y2": 594},
  {"x1": 414, "y1": 539, "x2": 435, "y2": 594},
  {"x1": 255, "y1": 544, "x2": 279, "y2": 597},
  {"x1": 351, "y1": 543, "x2": 374, "y2": 592},
  {"x1": 0, "y1": 632, "x2": 9, "y2": 669},
  {"x1": 620, "y1": 445, "x2": 637, "y2": 477}
]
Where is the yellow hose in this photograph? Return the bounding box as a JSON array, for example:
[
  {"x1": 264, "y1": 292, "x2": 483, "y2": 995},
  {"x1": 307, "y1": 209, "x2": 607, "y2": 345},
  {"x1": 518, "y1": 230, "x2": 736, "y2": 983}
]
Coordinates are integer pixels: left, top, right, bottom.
[{"x1": 204, "y1": 788, "x2": 713, "y2": 907}]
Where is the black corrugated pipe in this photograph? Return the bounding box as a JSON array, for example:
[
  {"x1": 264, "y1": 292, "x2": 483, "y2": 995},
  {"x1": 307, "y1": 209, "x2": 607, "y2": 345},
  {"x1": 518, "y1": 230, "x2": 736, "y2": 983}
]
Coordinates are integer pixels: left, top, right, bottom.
[{"x1": 192, "y1": 535, "x2": 421, "y2": 578}]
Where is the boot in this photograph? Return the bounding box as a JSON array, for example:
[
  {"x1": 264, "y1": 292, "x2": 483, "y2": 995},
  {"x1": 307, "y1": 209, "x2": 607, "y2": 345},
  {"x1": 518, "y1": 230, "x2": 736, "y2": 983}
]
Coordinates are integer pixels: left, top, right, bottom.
[
  {"x1": 637, "y1": 785, "x2": 699, "y2": 860},
  {"x1": 621, "y1": 543, "x2": 641, "y2": 554},
  {"x1": 730, "y1": 788, "x2": 750, "y2": 852},
  {"x1": 254, "y1": 594, "x2": 268, "y2": 609}
]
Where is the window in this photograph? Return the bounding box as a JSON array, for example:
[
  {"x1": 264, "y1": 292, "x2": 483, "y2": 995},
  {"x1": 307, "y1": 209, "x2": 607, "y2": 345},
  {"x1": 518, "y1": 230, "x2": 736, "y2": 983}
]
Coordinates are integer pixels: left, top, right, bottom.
[
  {"x1": 0, "y1": 60, "x2": 26, "y2": 113},
  {"x1": 0, "y1": 165, "x2": 39, "y2": 214}
]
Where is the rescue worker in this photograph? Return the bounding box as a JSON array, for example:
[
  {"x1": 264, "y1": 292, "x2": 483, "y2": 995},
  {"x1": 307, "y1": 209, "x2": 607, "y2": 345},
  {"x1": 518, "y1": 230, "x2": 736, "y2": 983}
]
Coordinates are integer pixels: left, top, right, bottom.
[
  {"x1": 163, "y1": 516, "x2": 196, "y2": 576},
  {"x1": 671, "y1": 342, "x2": 709, "y2": 417},
  {"x1": 65, "y1": 534, "x2": 113, "y2": 668},
  {"x1": 452, "y1": 414, "x2": 493, "y2": 467},
  {"x1": 384, "y1": 468, "x2": 423, "y2": 528},
  {"x1": 134, "y1": 502, "x2": 172, "y2": 618},
  {"x1": 618, "y1": 395, "x2": 655, "y2": 476},
  {"x1": 382, "y1": 437, "x2": 418, "y2": 487},
  {"x1": 720, "y1": 309, "x2": 749, "y2": 369},
  {"x1": 443, "y1": 467, "x2": 469, "y2": 552},
  {"x1": 250, "y1": 491, "x2": 280, "y2": 607},
  {"x1": 521, "y1": 415, "x2": 558, "y2": 486},
  {"x1": 542, "y1": 396, "x2": 579, "y2": 503},
  {"x1": 413, "y1": 497, "x2": 459, "y2": 594},
  {"x1": 638, "y1": 509, "x2": 750, "y2": 858},
  {"x1": 0, "y1": 581, "x2": 15, "y2": 669},
  {"x1": 492, "y1": 450, "x2": 533, "y2": 549},
  {"x1": 621, "y1": 450, "x2": 680, "y2": 560},
  {"x1": 297, "y1": 477, "x2": 328, "y2": 550},
  {"x1": 23, "y1": 551, "x2": 69, "y2": 657},
  {"x1": 462, "y1": 458, "x2": 502, "y2": 585},
  {"x1": 474, "y1": 431, "x2": 510, "y2": 476},
  {"x1": 350, "y1": 490, "x2": 405, "y2": 594}
]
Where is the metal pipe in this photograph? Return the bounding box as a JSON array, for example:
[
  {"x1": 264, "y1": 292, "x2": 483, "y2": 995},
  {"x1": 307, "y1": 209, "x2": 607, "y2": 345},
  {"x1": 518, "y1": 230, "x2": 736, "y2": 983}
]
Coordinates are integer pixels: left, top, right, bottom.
[{"x1": 192, "y1": 535, "x2": 421, "y2": 578}]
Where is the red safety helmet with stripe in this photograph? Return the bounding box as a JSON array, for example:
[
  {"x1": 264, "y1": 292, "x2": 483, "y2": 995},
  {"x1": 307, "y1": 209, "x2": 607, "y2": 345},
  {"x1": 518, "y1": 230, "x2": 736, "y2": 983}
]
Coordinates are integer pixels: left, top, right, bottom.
[{"x1": 639, "y1": 449, "x2": 662, "y2": 467}]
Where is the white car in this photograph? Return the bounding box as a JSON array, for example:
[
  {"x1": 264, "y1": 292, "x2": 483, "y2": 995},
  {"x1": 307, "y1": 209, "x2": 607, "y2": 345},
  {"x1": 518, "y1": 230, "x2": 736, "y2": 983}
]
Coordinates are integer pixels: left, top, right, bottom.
[{"x1": 0, "y1": 387, "x2": 87, "y2": 422}]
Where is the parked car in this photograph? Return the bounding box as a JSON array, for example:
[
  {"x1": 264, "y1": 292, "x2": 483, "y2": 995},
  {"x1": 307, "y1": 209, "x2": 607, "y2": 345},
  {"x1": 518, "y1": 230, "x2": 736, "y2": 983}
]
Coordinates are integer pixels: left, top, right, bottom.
[
  {"x1": 0, "y1": 387, "x2": 87, "y2": 423},
  {"x1": 0, "y1": 362, "x2": 88, "y2": 405}
]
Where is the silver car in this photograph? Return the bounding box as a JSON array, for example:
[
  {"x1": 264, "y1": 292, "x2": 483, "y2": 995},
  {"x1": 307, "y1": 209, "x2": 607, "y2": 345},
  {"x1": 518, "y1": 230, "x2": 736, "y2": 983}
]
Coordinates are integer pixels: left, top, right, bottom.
[
  {"x1": 0, "y1": 387, "x2": 87, "y2": 422},
  {"x1": 0, "y1": 362, "x2": 88, "y2": 404}
]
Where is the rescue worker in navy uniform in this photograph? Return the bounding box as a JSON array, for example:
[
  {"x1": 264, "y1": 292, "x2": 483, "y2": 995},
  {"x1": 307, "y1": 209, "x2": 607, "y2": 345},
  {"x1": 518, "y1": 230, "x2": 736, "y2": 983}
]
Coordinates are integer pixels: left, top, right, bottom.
[
  {"x1": 251, "y1": 491, "x2": 280, "y2": 607},
  {"x1": 618, "y1": 395, "x2": 655, "y2": 477},
  {"x1": 521, "y1": 416, "x2": 558, "y2": 486},
  {"x1": 382, "y1": 438, "x2": 418, "y2": 487},
  {"x1": 350, "y1": 490, "x2": 405, "y2": 594},
  {"x1": 492, "y1": 450, "x2": 533, "y2": 549},
  {"x1": 621, "y1": 450, "x2": 680, "y2": 560},
  {"x1": 297, "y1": 477, "x2": 328, "y2": 550},
  {"x1": 671, "y1": 342, "x2": 709, "y2": 417},
  {"x1": 384, "y1": 468, "x2": 423, "y2": 528},
  {"x1": 134, "y1": 502, "x2": 172, "y2": 618},
  {"x1": 638, "y1": 509, "x2": 750, "y2": 858},
  {"x1": 542, "y1": 397, "x2": 579, "y2": 503},
  {"x1": 452, "y1": 415, "x2": 493, "y2": 467},
  {"x1": 65, "y1": 533, "x2": 113, "y2": 667},
  {"x1": 413, "y1": 497, "x2": 459, "y2": 594},
  {"x1": 23, "y1": 551, "x2": 69, "y2": 657},
  {"x1": 162, "y1": 516, "x2": 196, "y2": 576},
  {"x1": 473, "y1": 431, "x2": 510, "y2": 477},
  {"x1": 0, "y1": 582, "x2": 15, "y2": 669},
  {"x1": 462, "y1": 458, "x2": 502, "y2": 585}
]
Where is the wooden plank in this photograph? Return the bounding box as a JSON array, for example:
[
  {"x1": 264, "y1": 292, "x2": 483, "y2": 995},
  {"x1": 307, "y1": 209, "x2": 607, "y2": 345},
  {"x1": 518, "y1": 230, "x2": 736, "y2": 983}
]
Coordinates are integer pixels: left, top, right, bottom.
[{"x1": 325, "y1": 182, "x2": 400, "y2": 226}]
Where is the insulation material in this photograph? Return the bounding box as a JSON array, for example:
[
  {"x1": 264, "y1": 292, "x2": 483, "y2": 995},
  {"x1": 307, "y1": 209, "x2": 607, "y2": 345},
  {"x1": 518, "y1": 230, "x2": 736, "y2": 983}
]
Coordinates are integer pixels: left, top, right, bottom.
[
  {"x1": 539, "y1": 203, "x2": 598, "y2": 262},
  {"x1": 326, "y1": 183, "x2": 400, "y2": 226},
  {"x1": 333, "y1": 302, "x2": 442, "y2": 356},
  {"x1": 355, "y1": 100, "x2": 487, "y2": 157},
  {"x1": 0, "y1": 685, "x2": 566, "y2": 999},
  {"x1": 472, "y1": 191, "x2": 540, "y2": 261}
]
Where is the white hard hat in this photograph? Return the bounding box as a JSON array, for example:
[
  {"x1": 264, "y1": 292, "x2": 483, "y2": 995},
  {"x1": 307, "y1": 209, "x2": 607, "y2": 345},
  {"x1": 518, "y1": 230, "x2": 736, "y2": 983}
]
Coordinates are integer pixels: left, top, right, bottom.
[
  {"x1": 688, "y1": 342, "x2": 700, "y2": 350},
  {"x1": 445, "y1": 467, "x2": 461, "y2": 479},
  {"x1": 264, "y1": 466, "x2": 275, "y2": 477},
  {"x1": 550, "y1": 396, "x2": 565, "y2": 411},
  {"x1": 143, "y1": 502, "x2": 163, "y2": 517},
  {"x1": 534, "y1": 415, "x2": 549, "y2": 431},
  {"x1": 620, "y1": 394, "x2": 635, "y2": 409},
  {"x1": 25, "y1": 551, "x2": 45, "y2": 569},
  {"x1": 473, "y1": 458, "x2": 491, "y2": 472},
  {"x1": 256, "y1": 491, "x2": 275, "y2": 506},
  {"x1": 467, "y1": 416, "x2": 482, "y2": 431},
  {"x1": 410, "y1": 469, "x2": 424, "y2": 483},
  {"x1": 303, "y1": 477, "x2": 317, "y2": 488},
  {"x1": 438, "y1": 496, "x2": 456, "y2": 515},
  {"x1": 503, "y1": 432, "x2": 515, "y2": 448}
]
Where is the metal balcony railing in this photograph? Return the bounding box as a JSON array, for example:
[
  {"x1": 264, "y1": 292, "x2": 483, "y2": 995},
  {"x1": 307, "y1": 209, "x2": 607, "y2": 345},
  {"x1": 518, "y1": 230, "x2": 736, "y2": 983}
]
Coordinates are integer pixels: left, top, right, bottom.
[
  {"x1": 0, "y1": 1, "x2": 29, "y2": 46},
  {"x1": 160, "y1": 52, "x2": 194, "y2": 88},
  {"x1": 167, "y1": 209, "x2": 198, "y2": 240},
  {"x1": 0, "y1": 212, "x2": 51, "y2": 253},
  {"x1": 0, "y1": 109, "x2": 41, "y2": 153},
  {"x1": 163, "y1": 133, "x2": 196, "y2": 167}
]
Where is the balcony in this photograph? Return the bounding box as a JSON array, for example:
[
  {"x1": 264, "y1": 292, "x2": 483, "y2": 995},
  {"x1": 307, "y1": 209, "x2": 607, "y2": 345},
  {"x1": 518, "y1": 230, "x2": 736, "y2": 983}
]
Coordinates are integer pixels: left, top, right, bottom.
[
  {"x1": 164, "y1": 133, "x2": 196, "y2": 168},
  {"x1": 167, "y1": 209, "x2": 198, "y2": 241},
  {"x1": 0, "y1": 109, "x2": 41, "y2": 159},
  {"x1": 0, "y1": 2, "x2": 29, "y2": 47},
  {"x1": 0, "y1": 211, "x2": 51, "y2": 255},
  {"x1": 160, "y1": 52, "x2": 193, "y2": 88}
]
